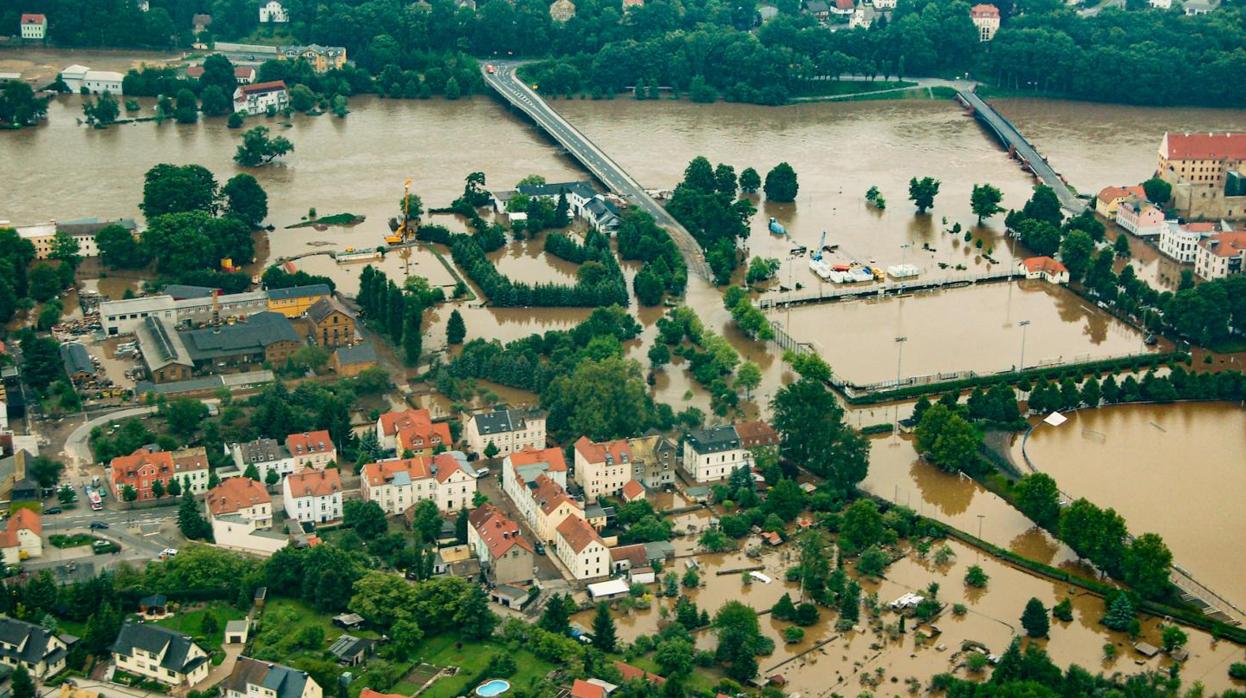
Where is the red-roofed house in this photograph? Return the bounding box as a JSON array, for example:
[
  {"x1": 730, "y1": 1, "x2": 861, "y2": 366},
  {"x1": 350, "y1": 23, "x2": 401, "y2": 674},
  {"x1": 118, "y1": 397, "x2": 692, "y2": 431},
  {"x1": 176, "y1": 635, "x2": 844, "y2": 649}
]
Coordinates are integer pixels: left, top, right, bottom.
[
  {"x1": 502, "y1": 446, "x2": 567, "y2": 510},
  {"x1": 282, "y1": 467, "x2": 343, "y2": 523},
  {"x1": 1159, "y1": 220, "x2": 1218, "y2": 263},
  {"x1": 614, "y1": 661, "x2": 666, "y2": 686},
  {"x1": 233, "y1": 80, "x2": 289, "y2": 115},
  {"x1": 970, "y1": 3, "x2": 1000, "y2": 41},
  {"x1": 467, "y1": 504, "x2": 535, "y2": 584},
  {"x1": 286, "y1": 430, "x2": 336, "y2": 470},
  {"x1": 1195, "y1": 231, "x2": 1246, "y2": 280},
  {"x1": 1158, "y1": 132, "x2": 1246, "y2": 221},
  {"x1": 831, "y1": 0, "x2": 854, "y2": 15},
  {"x1": 1094, "y1": 185, "x2": 1147, "y2": 217},
  {"x1": 361, "y1": 452, "x2": 476, "y2": 515},
  {"x1": 621, "y1": 479, "x2": 645, "y2": 502},
  {"x1": 376, "y1": 408, "x2": 451, "y2": 455},
  {"x1": 0, "y1": 508, "x2": 42, "y2": 564},
  {"x1": 21, "y1": 14, "x2": 47, "y2": 40},
  {"x1": 1018, "y1": 257, "x2": 1069, "y2": 284},
  {"x1": 235, "y1": 66, "x2": 256, "y2": 84},
  {"x1": 207, "y1": 477, "x2": 272, "y2": 526},
  {"x1": 555, "y1": 514, "x2": 608, "y2": 580},
  {"x1": 573, "y1": 436, "x2": 633, "y2": 500},
  {"x1": 570, "y1": 680, "x2": 606, "y2": 698},
  {"x1": 109, "y1": 446, "x2": 209, "y2": 501},
  {"x1": 734, "y1": 420, "x2": 779, "y2": 449}
]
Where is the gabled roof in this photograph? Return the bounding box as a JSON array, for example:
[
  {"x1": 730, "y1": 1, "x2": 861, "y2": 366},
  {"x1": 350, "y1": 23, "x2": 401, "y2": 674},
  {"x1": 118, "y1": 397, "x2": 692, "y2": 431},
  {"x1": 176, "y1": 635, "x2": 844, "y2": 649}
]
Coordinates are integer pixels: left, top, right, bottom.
[
  {"x1": 335, "y1": 342, "x2": 377, "y2": 367},
  {"x1": 362, "y1": 457, "x2": 432, "y2": 487},
  {"x1": 469, "y1": 504, "x2": 535, "y2": 559},
  {"x1": 224, "y1": 656, "x2": 316, "y2": 698},
  {"x1": 207, "y1": 477, "x2": 271, "y2": 517},
  {"x1": 21, "y1": 13, "x2": 46, "y2": 23},
  {"x1": 238, "y1": 80, "x2": 286, "y2": 95},
  {"x1": 285, "y1": 430, "x2": 333, "y2": 456},
  {"x1": 571, "y1": 680, "x2": 606, "y2": 698},
  {"x1": 1163, "y1": 132, "x2": 1246, "y2": 161},
  {"x1": 306, "y1": 297, "x2": 355, "y2": 325},
  {"x1": 970, "y1": 2, "x2": 999, "y2": 17},
  {"x1": 1096, "y1": 185, "x2": 1146, "y2": 204},
  {"x1": 285, "y1": 467, "x2": 341, "y2": 498},
  {"x1": 111, "y1": 448, "x2": 174, "y2": 485},
  {"x1": 112, "y1": 623, "x2": 206, "y2": 675},
  {"x1": 0, "y1": 507, "x2": 42, "y2": 548},
  {"x1": 432, "y1": 452, "x2": 466, "y2": 483},
  {"x1": 532, "y1": 474, "x2": 575, "y2": 515},
  {"x1": 236, "y1": 438, "x2": 286, "y2": 464},
  {"x1": 470, "y1": 407, "x2": 544, "y2": 436},
  {"x1": 556, "y1": 514, "x2": 604, "y2": 554},
  {"x1": 734, "y1": 420, "x2": 778, "y2": 446},
  {"x1": 573, "y1": 436, "x2": 631, "y2": 466},
  {"x1": 0, "y1": 617, "x2": 59, "y2": 666},
  {"x1": 182, "y1": 312, "x2": 300, "y2": 361},
  {"x1": 614, "y1": 661, "x2": 665, "y2": 686},
  {"x1": 621, "y1": 479, "x2": 645, "y2": 501},
  {"x1": 1199, "y1": 231, "x2": 1246, "y2": 258},
  {"x1": 1020, "y1": 256, "x2": 1068, "y2": 274},
  {"x1": 508, "y1": 446, "x2": 567, "y2": 476},
  {"x1": 685, "y1": 425, "x2": 740, "y2": 454},
  {"x1": 60, "y1": 342, "x2": 94, "y2": 375}
]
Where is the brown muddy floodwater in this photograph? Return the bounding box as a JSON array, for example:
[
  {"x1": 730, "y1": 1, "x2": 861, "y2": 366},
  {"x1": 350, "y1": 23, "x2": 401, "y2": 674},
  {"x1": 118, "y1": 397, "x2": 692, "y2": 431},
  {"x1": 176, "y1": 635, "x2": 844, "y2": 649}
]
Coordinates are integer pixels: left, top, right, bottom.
[
  {"x1": 1021, "y1": 402, "x2": 1246, "y2": 614},
  {"x1": 771, "y1": 280, "x2": 1153, "y2": 385},
  {"x1": 558, "y1": 98, "x2": 1041, "y2": 288}
]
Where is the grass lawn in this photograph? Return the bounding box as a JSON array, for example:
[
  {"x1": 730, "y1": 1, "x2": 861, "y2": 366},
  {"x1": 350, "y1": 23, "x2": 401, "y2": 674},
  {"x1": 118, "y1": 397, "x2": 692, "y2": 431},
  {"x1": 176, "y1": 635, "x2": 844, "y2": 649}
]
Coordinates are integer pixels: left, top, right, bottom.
[
  {"x1": 152, "y1": 601, "x2": 247, "y2": 651},
  {"x1": 49, "y1": 533, "x2": 98, "y2": 548},
  {"x1": 792, "y1": 79, "x2": 916, "y2": 98},
  {"x1": 417, "y1": 636, "x2": 555, "y2": 698}
]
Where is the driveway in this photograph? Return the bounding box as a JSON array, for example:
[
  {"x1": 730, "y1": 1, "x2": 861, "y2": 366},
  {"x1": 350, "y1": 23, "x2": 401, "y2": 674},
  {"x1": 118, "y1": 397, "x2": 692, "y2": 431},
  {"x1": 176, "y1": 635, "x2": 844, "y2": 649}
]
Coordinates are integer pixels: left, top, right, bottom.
[
  {"x1": 191, "y1": 644, "x2": 243, "y2": 693},
  {"x1": 62, "y1": 406, "x2": 157, "y2": 471}
]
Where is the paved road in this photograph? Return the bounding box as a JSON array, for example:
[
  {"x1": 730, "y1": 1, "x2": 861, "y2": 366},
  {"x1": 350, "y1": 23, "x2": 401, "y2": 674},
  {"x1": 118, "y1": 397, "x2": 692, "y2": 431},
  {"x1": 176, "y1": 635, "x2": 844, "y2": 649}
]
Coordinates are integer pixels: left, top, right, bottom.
[
  {"x1": 957, "y1": 89, "x2": 1086, "y2": 214},
  {"x1": 62, "y1": 406, "x2": 157, "y2": 470},
  {"x1": 482, "y1": 62, "x2": 711, "y2": 281},
  {"x1": 790, "y1": 75, "x2": 972, "y2": 102}
]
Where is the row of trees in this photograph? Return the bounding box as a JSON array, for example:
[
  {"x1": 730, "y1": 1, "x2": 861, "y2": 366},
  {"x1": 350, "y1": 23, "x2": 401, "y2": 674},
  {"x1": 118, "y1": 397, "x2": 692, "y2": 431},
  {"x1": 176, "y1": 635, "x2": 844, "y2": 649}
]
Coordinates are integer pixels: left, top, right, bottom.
[
  {"x1": 616, "y1": 209, "x2": 688, "y2": 306},
  {"x1": 666, "y1": 157, "x2": 755, "y2": 284},
  {"x1": 357, "y1": 266, "x2": 444, "y2": 365}
]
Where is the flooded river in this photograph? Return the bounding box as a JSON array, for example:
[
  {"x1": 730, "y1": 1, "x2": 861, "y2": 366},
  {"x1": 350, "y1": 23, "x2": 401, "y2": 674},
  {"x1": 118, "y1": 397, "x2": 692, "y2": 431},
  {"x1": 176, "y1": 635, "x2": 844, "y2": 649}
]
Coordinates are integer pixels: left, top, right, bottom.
[
  {"x1": 772, "y1": 280, "x2": 1153, "y2": 385},
  {"x1": 1020, "y1": 402, "x2": 1246, "y2": 614}
]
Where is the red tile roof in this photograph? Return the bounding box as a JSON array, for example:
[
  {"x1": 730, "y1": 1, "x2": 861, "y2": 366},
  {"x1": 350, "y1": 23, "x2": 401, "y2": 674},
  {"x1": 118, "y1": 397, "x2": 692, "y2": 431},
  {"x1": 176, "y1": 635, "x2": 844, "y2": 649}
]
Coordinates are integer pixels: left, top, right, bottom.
[
  {"x1": 621, "y1": 479, "x2": 645, "y2": 501},
  {"x1": 0, "y1": 508, "x2": 41, "y2": 548},
  {"x1": 1021, "y1": 256, "x2": 1068, "y2": 274},
  {"x1": 970, "y1": 3, "x2": 999, "y2": 17},
  {"x1": 285, "y1": 430, "x2": 333, "y2": 456},
  {"x1": 734, "y1": 420, "x2": 779, "y2": 448},
  {"x1": 379, "y1": 408, "x2": 433, "y2": 437},
  {"x1": 432, "y1": 452, "x2": 465, "y2": 483},
  {"x1": 573, "y1": 436, "x2": 631, "y2": 465},
  {"x1": 21, "y1": 13, "x2": 46, "y2": 24},
  {"x1": 1199, "y1": 232, "x2": 1246, "y2": 258},
  {"x1": 393, "y1": 409, "x2": 451, "y2": 452},
  {"x1": 557, "y1": 514, "x2": 604, "y2": 554},
  {"x1": 570, "y1": 681, "x2": 606, "y2": 698},
  {"x1": 533, "y1": 474, "x2": 575, "y2": 515},
  {"x1": 610, "y1": 543, "x2": 647, "y2": 567},
  {"x1": 362, "y1": 457, "x2": 432, "y2": 487},
  {"x1": 1096, "y1": 185, "x2": 1146, "y2": 204},
  {"x1": 285, "y1": 467, "x2": 341, "y2": 498},
  {"x1": 1163, "y1": 132, "x2": 1246, "y2": 161},
  {"x1": 614, "y1": 661, "x2": 665, "y2": 686},
  {"x1": 239, "y1": 80, "x2": 286, "y2": 95},
  {"x1": 187, "y1": 66, "x2": 205, "y2": 78},
  {"x1": 468, "y1": 504, "x2": 534, "y2": 559},
  {"x1": 235, "y1": 66, "x2": 255, "y2": 78},
  {"x1": 508, "y1": 447, "x2": 567, "y2": 471},
  {"x1": 360, "y1": 690, "x2": 405, "y2": 698},
  {"x1": 207, "y1": 477, "x2": 271, "y2": 516}
]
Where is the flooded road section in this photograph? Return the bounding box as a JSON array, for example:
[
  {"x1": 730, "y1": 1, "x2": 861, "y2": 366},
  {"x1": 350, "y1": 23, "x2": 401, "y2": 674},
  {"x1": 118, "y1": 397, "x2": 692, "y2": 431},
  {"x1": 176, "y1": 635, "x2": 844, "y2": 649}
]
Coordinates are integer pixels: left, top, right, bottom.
[
  {"x1": 557, "y1": 98, "x2": 1040, "y2": 288},
  {"x1": 1020, "y1": 402, "x2": 1246, "y2": 614},
  {"x1": 771, "y1": 281, "x2": 1153, "y2": 385}
]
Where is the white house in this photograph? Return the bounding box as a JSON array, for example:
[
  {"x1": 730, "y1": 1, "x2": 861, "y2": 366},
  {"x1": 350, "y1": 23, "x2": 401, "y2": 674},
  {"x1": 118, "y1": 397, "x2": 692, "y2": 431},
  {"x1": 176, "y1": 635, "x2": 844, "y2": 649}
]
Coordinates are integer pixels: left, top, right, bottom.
[
  {"x1": 554, "y1": 514, "x2": 609, "y2": 580},
  {"x1": 112, "y1": 623, "x2": 210, "y2": 687},
  {"x1": 376, "y1": 407, "x2": 451, "y2": 454},
  {"x1": 20, "y1": 14, "x2": 46, "y2": 40},
  {"x1": 0, "y1": 618, "x2": 67, "y2": 678},
  {"x1": 206, "y1": 477, "x2": 287, "y2": 555},
  {"x1": 1018, "y1": 256, "x2": 1070, "y2": 284},
  {"x1": 1158, "y1": 221, "x2": 1215, "y2": 263},
  {"x1": 970, "y1": 3, "x2": 1000, "y2": 41},
  {"x1": 83, "y1": 70, "x2": 124, "y2": 95},
  {"x1": 1194, "y1": 231, "x2": 1246, "y2": 280},
  {"x1": 361, "y1": 452, "x2": 476, "y2": 515},
  {"x1": 259, "y1": 0, "x2": 290, "y2": 22},
  {"x1": 573, "y1": 436, "x2": 633, "y2": 501},
  {"x1": 0, "y1": 508, "x2": 42, "y2": 564},
  {"x1": 233, "y1": 80, "x2": 288, "y2": 115},
  {"x1": 680, "y1": 425, "x2": 749, "y2": 483},
  {"x1": 464, "y1": 407, "x2": 546, "y2": 457},
  {"x1": 502, "y1": 446, "x2": 568, "y2": 516},
  {"x1": 1149, "y1": 0, "x2": 1172, "y2": 8},
  {"x1": 224, "y1": 657, "x2": 321, "y2": 698},
  {"x1": 58, "y1": 64, "x2": 89, "y2": 92},
  {"x1": 231, "y1": 437, "x2": 294, "y2": 482},
  {"x1": 283, "y1": 467, "x2": 343, "y2": 524}
]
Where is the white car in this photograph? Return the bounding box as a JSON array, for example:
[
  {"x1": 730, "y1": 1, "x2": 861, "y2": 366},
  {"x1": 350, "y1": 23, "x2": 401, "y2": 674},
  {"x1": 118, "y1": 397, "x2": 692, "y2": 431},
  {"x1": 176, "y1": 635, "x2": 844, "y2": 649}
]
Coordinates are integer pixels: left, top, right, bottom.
[
  {"x1": 474, "y1": 467, "x2": 490, "y2": 478},
  {"x1": 160, "y1": 548, "x2": 178, "y2": 559}
]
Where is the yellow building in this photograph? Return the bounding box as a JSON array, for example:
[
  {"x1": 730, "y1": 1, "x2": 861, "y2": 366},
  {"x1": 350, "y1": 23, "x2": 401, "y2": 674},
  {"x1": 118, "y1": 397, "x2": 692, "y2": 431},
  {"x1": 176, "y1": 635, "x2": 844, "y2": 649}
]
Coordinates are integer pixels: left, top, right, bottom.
[
  {"x1": 266, "y1": 284, "x2": 332, "y2": 317},
  {"x1": 278, "y1": 44, "x2": 348, "y2": 73}
]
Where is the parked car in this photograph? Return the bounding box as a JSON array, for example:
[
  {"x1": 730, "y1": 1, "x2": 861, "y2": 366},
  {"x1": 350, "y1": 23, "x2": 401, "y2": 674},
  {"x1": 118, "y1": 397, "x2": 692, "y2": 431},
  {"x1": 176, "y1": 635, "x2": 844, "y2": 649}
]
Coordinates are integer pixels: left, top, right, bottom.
[
  {"x1": 160, "y1": 548, "x2": 178, "y2": 559},
  {"x1": 44, "y1": 507, "x2": 62, "y2": 515},
  {"x1": 89, "y1": 521, "x2": 109, "y2": 530},
  {"x1": 534, "y1": 542, "x2": 546, "y2": 556}
]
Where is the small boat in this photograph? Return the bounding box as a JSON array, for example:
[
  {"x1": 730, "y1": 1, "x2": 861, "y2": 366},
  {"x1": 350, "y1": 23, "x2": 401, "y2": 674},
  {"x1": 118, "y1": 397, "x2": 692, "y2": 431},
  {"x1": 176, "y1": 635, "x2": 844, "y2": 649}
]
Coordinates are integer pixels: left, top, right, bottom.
[{"x1": 768, "y1": 217, "x2": 786, "y2": 235}]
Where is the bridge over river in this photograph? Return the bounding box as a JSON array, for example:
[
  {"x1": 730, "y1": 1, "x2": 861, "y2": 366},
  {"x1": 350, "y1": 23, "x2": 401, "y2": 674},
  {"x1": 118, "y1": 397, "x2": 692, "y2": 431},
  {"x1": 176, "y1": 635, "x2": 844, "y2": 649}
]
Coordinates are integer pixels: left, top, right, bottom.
[{"x1": 483, "y1": 63, "x2": 712, "y2": 281}]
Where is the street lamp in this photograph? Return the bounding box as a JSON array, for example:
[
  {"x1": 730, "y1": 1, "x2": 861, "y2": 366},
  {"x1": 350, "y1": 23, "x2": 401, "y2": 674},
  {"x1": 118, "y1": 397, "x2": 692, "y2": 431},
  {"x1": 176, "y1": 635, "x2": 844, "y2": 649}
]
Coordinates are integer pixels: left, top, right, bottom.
[
  {"x1": 976, "y1": 514, "x2": 986, "y2": 561},
  {"x1": 1018, "y1": 320, "x2": 1031, "y2": 371},
  {"x1": 893, "y1": 336, "x2": 908, "y2": 436}
]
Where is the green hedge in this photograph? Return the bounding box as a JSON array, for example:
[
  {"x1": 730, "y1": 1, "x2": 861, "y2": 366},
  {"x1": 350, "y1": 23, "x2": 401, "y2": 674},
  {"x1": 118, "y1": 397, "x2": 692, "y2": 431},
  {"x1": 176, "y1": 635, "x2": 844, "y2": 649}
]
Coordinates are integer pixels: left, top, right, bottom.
[
  {"x1": 859, "y1": 423, "x2": 894, "y2": 435},
  {"x1": 845, "y1": 352, "x2": 1187, "y2": 404}
]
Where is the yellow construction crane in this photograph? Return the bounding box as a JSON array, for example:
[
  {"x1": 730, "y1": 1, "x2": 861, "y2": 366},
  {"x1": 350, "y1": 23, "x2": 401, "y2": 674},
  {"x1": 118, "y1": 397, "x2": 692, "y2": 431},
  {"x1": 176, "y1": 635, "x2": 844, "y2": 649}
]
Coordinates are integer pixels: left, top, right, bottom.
[{"x1": 386, "y1": 178, "x2": 418, "y2": 245}]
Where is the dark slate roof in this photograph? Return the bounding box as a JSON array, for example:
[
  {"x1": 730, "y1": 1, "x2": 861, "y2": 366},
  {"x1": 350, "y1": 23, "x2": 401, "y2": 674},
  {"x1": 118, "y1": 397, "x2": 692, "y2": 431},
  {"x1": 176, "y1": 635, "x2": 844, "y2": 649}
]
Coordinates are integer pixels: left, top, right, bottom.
[
  {"x1": 59, "y1": 342, "x2": 93, "y2": 376},
  {"x1": 473, "y1": 407, "x2": 543, "y2": 436},
  {"x1": 327, "y1": 634, "x2": 373, "y2": 660},
  {"x1": 236, "y1": 438, "x2": 284, "y2": 464},
  {"x1": 685, "y1": 425, "x2": 740, "y2": 454},
  {"x1": 516, "y1": 181, "x2": 595, "y2": 200},
  {"x1": 0, "y1": 618, "x2": 59, "y2": 665},
  {"x1": 306, "y1": 297, "x2": 354, "y2": 324},
  {"x1": 111, "y1": 622, "x2": 205, "y2": 674},
  {"x1": 266, "y1": 285, "x2": 331, "y2": 301},
  {"x1": 163, "y1": 284, "x2": 219, "y2": 300},
  {"x1": 334, "y1": 342, "x2": 376, "y2": 367},
  {"x1": 225, "y1": 656, "x2": 314, "y2": 698},
  {"x1": 56, "y1": 217, "x2": 137, "y2": 236},
  {"x1": 182, "y1": 312, "x2": 301, "y2": 361}
]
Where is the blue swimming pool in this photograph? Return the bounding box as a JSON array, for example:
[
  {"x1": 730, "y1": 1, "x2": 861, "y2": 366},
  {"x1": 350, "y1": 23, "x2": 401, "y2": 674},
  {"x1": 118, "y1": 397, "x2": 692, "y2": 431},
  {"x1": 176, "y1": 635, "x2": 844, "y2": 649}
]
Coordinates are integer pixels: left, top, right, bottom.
[{"x1": 475, "y1": 680, "x2": 511, "y2": 697}]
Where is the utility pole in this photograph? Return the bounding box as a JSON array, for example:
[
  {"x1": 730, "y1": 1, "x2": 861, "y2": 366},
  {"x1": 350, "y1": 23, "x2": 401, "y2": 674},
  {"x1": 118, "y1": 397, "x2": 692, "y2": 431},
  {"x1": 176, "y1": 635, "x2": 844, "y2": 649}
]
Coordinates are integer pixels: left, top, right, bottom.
[
  {"x1": 1018, "y1": 320, "x2": 1031, "y2": 371},
  {"x1": 893, "y1": 336, "x2": 907, "y2": 436}
]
